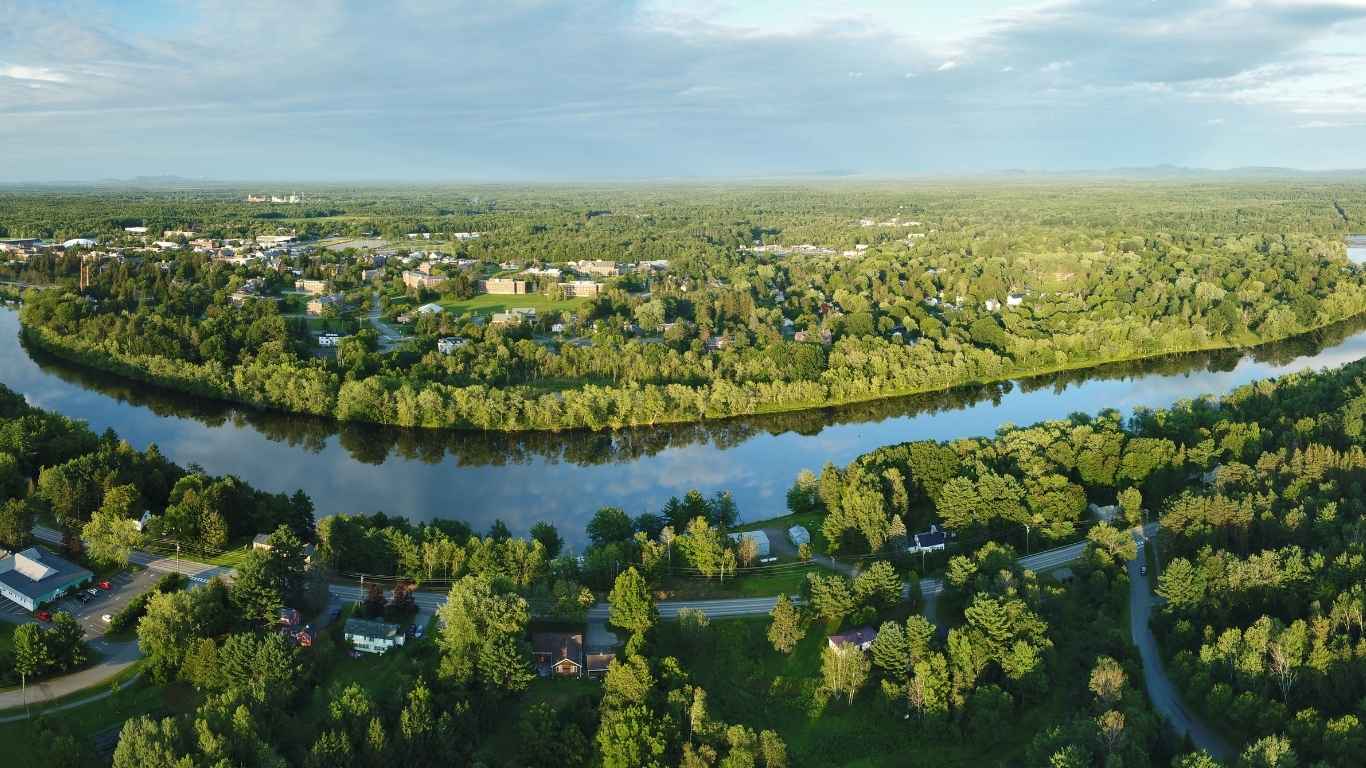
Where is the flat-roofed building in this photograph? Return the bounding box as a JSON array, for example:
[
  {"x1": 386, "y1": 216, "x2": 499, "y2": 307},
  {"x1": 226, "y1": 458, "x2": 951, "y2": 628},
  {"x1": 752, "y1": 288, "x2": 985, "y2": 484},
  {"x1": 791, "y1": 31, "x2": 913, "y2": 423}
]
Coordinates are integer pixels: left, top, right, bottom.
[
  {"x1": 480, "y1": 278, "x2": 532, "y2": 295},
  {"x1": 558, "y1": 280, "x2": 601, "y2": 298},
  {"x1": 0, "y1": 547, "x2": 94, "y2": 611}
]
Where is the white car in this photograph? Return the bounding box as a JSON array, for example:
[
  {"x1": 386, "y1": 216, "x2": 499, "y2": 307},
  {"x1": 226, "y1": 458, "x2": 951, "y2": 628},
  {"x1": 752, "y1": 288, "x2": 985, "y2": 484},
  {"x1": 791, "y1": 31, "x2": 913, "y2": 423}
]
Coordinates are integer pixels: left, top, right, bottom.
[{"x1": 101, "y1": 614, "x2": 112, "y2": 623}]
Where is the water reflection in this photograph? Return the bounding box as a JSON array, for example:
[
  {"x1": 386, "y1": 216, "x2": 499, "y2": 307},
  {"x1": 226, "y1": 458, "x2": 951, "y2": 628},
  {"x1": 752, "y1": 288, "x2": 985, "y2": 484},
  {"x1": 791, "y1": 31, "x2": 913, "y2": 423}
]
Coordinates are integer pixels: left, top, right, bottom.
[{"x1": 5, "y1": 307, "x2": 1366, "y2": 544}]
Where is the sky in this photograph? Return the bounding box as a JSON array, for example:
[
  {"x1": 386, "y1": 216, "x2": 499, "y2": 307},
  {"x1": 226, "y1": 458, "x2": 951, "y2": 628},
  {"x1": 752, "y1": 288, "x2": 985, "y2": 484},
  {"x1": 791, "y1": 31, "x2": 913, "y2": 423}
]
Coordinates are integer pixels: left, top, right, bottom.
[{"x1": 2, "y1": 0, "x2": 1366, "y2": 181}]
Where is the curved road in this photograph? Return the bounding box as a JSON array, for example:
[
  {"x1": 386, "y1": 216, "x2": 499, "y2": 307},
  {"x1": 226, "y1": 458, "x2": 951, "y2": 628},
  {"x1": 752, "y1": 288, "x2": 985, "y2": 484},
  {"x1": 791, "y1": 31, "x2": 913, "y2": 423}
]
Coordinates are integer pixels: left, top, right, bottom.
[{"x1": 1129, "y1": 536, "x2": 1233, "y2": 761}]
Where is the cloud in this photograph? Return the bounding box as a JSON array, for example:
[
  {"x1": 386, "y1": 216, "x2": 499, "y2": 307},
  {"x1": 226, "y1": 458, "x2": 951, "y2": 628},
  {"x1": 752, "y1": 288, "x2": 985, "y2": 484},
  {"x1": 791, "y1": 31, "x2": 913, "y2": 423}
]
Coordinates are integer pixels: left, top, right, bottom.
[
  {"x1": 1, "y1": 0, "x2": 1366, "y2": 179},
  {"x1": 0, "y1": 65, "x2": 69, "y2": 83},
  {"x1": 1206, "y1": 117, "x2": 1225, "y2": 125}
]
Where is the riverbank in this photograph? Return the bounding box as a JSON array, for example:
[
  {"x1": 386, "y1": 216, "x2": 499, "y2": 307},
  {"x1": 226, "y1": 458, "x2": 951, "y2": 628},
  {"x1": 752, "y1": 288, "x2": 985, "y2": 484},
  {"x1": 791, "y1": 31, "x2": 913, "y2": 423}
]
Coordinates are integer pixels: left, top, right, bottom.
[{"x1": 18, "y1": 304, "x2": 1366, "y2": 434}]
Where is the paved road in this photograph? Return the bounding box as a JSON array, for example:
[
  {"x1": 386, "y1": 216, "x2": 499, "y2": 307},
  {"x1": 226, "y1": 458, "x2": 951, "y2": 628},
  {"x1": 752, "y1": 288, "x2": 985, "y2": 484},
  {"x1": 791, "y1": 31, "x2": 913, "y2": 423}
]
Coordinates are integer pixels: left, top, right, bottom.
[
  {"x1": 1128, "y1": 534, "x2": 1233, "y2": 761},
  {"x1": 368, "y1": 290, "x2": 407, "y2": 351},
  {"x1": 0, "y1": 638, "x2": 141, "y2": 713}
]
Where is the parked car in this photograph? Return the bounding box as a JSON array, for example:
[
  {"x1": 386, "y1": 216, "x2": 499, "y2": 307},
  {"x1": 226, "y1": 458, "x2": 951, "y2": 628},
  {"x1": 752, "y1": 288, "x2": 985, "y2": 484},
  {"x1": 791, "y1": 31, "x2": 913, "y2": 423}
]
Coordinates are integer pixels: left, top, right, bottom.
[
  {"x1": 35, "y1": 610, "x2": 51, "y2": 622},
  {"x1": 1140, "y1": 565, "x2": 1147, "y2": 576},
  {"x1": 414, "y1": 626, "x2": 424, "y2": 639},
  {"x1": 101, "y1": 614, "x2": 112, "y2": 623},
  {"x1": 98, "y1": 580, "x2": 112, "y2": 590},
  {"x1": 87, "y1": 587, "x2": 99, "y2": 596}
]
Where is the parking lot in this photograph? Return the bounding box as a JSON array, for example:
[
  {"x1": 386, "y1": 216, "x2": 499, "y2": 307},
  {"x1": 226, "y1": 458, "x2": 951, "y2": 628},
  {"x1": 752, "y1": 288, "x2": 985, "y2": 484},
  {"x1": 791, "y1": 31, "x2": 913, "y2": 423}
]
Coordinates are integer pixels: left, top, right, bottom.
[{"x1": 48, "y1": 568, "x2": 160, "y2": 637}]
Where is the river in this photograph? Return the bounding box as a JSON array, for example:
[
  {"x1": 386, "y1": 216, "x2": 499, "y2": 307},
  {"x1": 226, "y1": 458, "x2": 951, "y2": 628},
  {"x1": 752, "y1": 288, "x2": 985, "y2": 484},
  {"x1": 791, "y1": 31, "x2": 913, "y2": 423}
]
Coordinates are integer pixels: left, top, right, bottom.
[{"x1": 5, "y1": 306, "x2": 1366, "y2": 547}]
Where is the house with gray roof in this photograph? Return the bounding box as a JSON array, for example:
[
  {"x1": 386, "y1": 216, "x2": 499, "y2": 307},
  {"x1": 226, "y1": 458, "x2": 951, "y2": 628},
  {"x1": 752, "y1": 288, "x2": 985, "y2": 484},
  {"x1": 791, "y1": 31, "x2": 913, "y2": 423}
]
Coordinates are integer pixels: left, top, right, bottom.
[{"x1": 0, "y1": 546, "x2": 94, "y2": 611}]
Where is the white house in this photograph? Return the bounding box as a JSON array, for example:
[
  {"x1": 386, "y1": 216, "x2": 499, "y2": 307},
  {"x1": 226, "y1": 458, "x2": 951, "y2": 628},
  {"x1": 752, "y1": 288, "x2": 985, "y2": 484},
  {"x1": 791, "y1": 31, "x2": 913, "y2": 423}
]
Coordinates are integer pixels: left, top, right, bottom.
[
  {"x1": 131, "y1": 510, "x2": 156, "y2": 532},
  {"x1": 1006, "y1": 293, "x2": 1025, "y2": 307},
  {"x1": 124, "y1": 226, "x2": 149, "y2": 234},
  {"x1": 344, "y1": 618, "x2": 406, "y2": 654},
  {"x1": 984, "y1": 298, "x2": 1001, "y2": 312},
  {"x1": 906, "y1": 525, "x2": 947, "y2": 554},
  {"x1": 436, "y1": 337, "x2": 468, "y2": 355},
  {"x1": 416, "y1": 302, "x2": 444, "y2": 315}
]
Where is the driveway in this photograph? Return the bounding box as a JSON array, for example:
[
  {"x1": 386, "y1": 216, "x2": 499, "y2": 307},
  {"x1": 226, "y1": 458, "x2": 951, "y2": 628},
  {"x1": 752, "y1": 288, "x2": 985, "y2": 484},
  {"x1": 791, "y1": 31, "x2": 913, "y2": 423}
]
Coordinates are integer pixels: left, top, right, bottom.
[{"x1": 1128, "y1": 536, "x2": 1233, "y2": 761}]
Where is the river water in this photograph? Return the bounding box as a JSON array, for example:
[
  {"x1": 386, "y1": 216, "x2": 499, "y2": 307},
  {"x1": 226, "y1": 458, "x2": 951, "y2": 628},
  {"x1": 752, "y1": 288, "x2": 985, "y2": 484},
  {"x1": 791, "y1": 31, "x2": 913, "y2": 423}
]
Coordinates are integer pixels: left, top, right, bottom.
[{"x1": 4, "y1": 307, "x2": 1366, "y2": 547}]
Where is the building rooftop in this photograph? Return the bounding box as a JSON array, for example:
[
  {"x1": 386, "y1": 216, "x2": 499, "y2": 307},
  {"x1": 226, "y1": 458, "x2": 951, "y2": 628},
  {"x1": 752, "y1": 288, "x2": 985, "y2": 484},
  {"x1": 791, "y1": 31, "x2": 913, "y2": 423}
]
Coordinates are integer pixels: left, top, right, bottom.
[
  {"x1": 344, "y1": 617, "x2": 402, "y2": 639},
  {"x1": 0, "y1": 546, "x2": 94, "y2": 602}
]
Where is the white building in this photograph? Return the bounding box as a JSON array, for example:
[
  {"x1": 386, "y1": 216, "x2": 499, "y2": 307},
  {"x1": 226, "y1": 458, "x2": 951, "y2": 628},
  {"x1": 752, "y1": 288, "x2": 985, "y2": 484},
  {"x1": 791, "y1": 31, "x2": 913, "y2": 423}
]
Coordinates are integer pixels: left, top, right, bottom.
[
  {"x1": 437, "y1": 337, "x2": 468, "y2": 354},
  {"x1": 984, "y1": 298, "x2": 1001, "y2": 312},
  {"x1": 317, "y1": 333, "x2": 348, "y2": 347},
  {"x1": 727, "y1": 530, "x2": 771, "y2": 557},
  {"x1": 62, "y1": 238, "x2": 97, "y2": 249},
  {"x1": 1006, "y1": 293, "x2": 1025, "y2": 307},
  {"x1": 124, "y1": 226, "x2": 148, "y2": 234},
  {"x1": 417, "y1": 302, "x2": 444, "y2": 315},
  {"x1": 344, "y1": 618, "x2": 406, "y2": 654},
  {"x1": 131, "y1": 511, "x2": 156, "y2": 532}
]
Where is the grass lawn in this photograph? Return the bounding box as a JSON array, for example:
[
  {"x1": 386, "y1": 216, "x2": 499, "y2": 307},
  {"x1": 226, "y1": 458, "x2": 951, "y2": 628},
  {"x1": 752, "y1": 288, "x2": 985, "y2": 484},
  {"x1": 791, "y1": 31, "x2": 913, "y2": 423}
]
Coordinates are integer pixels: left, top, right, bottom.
[
  {"x1": 436, "y1": 293, "x2": 589, "y2": 318},
  {"x1": 474, "y1": 676, "x2": 599, "y2": 763},
  {"x1": 0, "y1": 669, "x2": 197, "y2": 764},
  {"x1": 662, "y1": 563, "x2": 835, "y2": 600},
  {"x1": 653, "y1": 616, "x2": 1076, "y2": 768}
]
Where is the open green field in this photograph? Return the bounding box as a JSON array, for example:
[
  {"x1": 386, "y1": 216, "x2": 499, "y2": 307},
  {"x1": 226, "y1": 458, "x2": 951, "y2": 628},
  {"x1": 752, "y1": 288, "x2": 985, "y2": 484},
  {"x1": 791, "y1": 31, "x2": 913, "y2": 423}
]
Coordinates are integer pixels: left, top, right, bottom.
[
  {"x1": 0, "y1": 668, "x2": 197, "y2": 764},
  {"x1": 436, "y1": 292, "x2": 589, "y2": 318},
  {"x1": 654, "y1": 617, "x2": 1072, "y2": 768}
]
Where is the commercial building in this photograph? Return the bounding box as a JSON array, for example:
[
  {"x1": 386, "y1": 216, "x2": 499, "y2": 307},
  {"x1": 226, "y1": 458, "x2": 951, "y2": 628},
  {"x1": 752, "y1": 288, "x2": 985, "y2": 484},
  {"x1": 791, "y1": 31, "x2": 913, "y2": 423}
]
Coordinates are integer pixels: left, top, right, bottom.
[
  {"x1": 402, "y1": 270, "x2": 446, "y2": 290},
  {"x1": 480, "y1": 278, "x2": 532, "y2": 295},
  {"x1": 0, "y1": 547, "x2": 94, "y2": 611},
  {"x1": 295, "y1": 279, "x2": 329, "y2": 295},
  {"x1": 306, "y1": 294, "x2": 343, "y2": 316},
  {"x1": 557, "y1": 280, "x2": 601, "y2": 298}
]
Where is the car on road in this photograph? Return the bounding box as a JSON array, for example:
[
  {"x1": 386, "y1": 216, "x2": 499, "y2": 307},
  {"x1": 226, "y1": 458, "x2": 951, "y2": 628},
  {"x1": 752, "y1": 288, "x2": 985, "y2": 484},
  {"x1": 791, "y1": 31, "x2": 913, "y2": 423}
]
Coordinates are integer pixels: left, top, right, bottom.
[
  {"x1": 35, "y1": 610, "x2": 51, "y2": 622},
  {"x1": 414, "y1": 626, "x2": 424, "y2": 639},
  {"x1": 101, "y1": 614, "x2": 112, "y2": 623},
  {"x1": 1140, "y1": 565, "x2": 1147, "y2": 576},
  {"x1": 98, "y1": 580, "x2": 112, "y2": 590},
  {"x1": 87, "y1": 587, "x2": 99, "y2": 596}
]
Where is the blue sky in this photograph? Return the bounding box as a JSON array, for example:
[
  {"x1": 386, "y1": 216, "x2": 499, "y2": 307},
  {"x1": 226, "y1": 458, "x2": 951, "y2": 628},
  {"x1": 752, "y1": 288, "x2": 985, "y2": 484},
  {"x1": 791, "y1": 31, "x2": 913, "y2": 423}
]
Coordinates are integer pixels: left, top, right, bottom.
[{"x1": 3, "y1": 0, "x2": 1366, "y2": 181}]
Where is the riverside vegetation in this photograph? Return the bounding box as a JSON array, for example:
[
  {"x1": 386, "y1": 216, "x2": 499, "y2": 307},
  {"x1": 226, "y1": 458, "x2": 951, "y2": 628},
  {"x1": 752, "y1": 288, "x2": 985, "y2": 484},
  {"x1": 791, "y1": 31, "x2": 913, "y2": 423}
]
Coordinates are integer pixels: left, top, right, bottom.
[
  {"x1": 7, "y1": 182, "x2": 1366, "y2": 430},
  {"x1": 5, "y1": 329, "x2": 1366, "y2": 763}
]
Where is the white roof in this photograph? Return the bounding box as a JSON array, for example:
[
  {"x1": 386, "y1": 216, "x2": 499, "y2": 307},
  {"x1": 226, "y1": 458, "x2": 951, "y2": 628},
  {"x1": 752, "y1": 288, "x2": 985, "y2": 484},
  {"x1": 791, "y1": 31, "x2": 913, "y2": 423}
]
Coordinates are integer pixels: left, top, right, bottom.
[
  {"x1": 417, "y1": 303, "x2": 444, "y2": 314},
  {"x1": 13, "y1": 548, "x2": 57, "y2": 582}
]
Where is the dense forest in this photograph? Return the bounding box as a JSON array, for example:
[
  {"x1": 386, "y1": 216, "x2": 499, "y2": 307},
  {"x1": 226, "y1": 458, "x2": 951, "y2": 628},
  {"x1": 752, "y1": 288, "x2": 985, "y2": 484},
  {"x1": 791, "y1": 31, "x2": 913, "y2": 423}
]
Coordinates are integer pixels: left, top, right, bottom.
[{"x1": 8, "y1": 182, "x2": 1366, "y2": 430}]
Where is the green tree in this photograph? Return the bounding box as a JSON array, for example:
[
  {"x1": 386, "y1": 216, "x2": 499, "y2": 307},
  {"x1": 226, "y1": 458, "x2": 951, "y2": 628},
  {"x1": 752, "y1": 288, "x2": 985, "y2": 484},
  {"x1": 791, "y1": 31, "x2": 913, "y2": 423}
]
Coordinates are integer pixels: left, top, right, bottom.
[
  {"x1": 529, "y1": 521, "x2": 564, "y2": 559},
  {"x1": 137, "y1": 589, "x2": 197, "y2": 682},
  {"x1": 82, "y1": 489, "x2": 143, "y2": 568},
  {"x1": 767, "y1": 593, "x2": 804, "y2": 654},
  {"x1": 230, "y1": 548, "x2": 285, "y2": 625},
  {"x1": 852, "y1": 561, "x2": 903, "y2": 611},
  {"x1": 821, "y1": 643, "x2": 870, "y2": 705},
  {"x1": 112, "y1": 716, "x2": 191, "y2": 768},
  {"x1": 588, "y1": 507, "x2": 634, "y2": 546},
  {"x1": 0, "y1": 497, "x2": 35, "y2": 549},
  {"x1": 806, "y1": 572, "x2": 854, "y2": 624},
  {"x1": 608, "y1": 566, "x2": 657, "y2": 636}
]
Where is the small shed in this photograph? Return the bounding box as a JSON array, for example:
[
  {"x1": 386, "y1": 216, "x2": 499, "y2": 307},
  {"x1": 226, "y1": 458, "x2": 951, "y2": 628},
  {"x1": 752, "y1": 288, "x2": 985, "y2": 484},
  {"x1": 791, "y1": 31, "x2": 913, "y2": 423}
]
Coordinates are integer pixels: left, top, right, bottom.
[
  {"x1": 727, "y1": 530, "x2": 771, "y2": 557},
  {"x1": 787, "y1": 526, "x2": 811, "y2": 547}
]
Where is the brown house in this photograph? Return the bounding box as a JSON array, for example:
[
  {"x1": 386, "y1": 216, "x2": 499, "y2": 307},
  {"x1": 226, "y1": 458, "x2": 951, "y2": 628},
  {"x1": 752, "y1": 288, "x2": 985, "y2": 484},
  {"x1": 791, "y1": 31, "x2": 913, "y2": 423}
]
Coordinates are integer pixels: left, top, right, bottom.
[
  {"x1": 586, "y1": 649, "x2": 615, "y2": 679},
  {"x1": 532, "y1": 632, "x2": 584, "y2": 678}
]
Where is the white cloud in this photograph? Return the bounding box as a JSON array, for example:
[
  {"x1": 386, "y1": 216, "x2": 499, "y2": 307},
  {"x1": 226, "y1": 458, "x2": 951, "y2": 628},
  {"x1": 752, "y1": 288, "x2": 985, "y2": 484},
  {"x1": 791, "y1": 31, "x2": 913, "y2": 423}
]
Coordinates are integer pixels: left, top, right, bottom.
[
  {"x1": 1206, "y1": 117, "x2": 1225, "y2": 125},
  {"x1": 937, "y1": 60, "x2": 958, "y2": 71},
  {"x1": 0, "y1": 65, "x2": 69, "y2": 83}
]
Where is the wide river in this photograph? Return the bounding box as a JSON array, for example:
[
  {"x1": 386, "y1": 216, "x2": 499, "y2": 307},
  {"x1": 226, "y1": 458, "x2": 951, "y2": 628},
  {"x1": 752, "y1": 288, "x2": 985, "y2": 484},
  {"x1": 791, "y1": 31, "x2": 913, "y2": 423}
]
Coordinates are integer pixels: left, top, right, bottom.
[{"x1": 5, "y1": 306, "x2": 1366, "y2": 547}]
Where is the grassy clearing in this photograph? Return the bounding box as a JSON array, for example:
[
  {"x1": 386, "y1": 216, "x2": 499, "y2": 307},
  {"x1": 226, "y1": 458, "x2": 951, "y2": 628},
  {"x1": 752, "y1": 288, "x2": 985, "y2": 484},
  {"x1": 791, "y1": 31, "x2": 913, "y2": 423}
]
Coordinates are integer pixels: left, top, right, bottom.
[
  {"x1": 0, "y1": 668, "x2": 197, "y2": 764},
  {"x1": 731, "y1": 511, "x2": 829, "y2": 555},
  {"x1": 655, "y1": 616, "x2": 1073, "y2": 768},
  {"x1": 436, "y1": 292, "x2": 589, "y2": 318},
  {"x1": 474, "y1": 676, "x2": 599, "y2": 763}
]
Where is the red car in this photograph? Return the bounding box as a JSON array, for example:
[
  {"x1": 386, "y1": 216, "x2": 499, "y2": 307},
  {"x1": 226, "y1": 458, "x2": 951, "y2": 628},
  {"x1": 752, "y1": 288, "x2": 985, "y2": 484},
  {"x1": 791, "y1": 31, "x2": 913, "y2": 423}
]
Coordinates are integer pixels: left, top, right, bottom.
[
  {"x1": 35, "y1": 610, "x2": 51, "y2": 622},
  {"x1": 98, "y1": 581, "x2": 112, "y2": 590}
]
